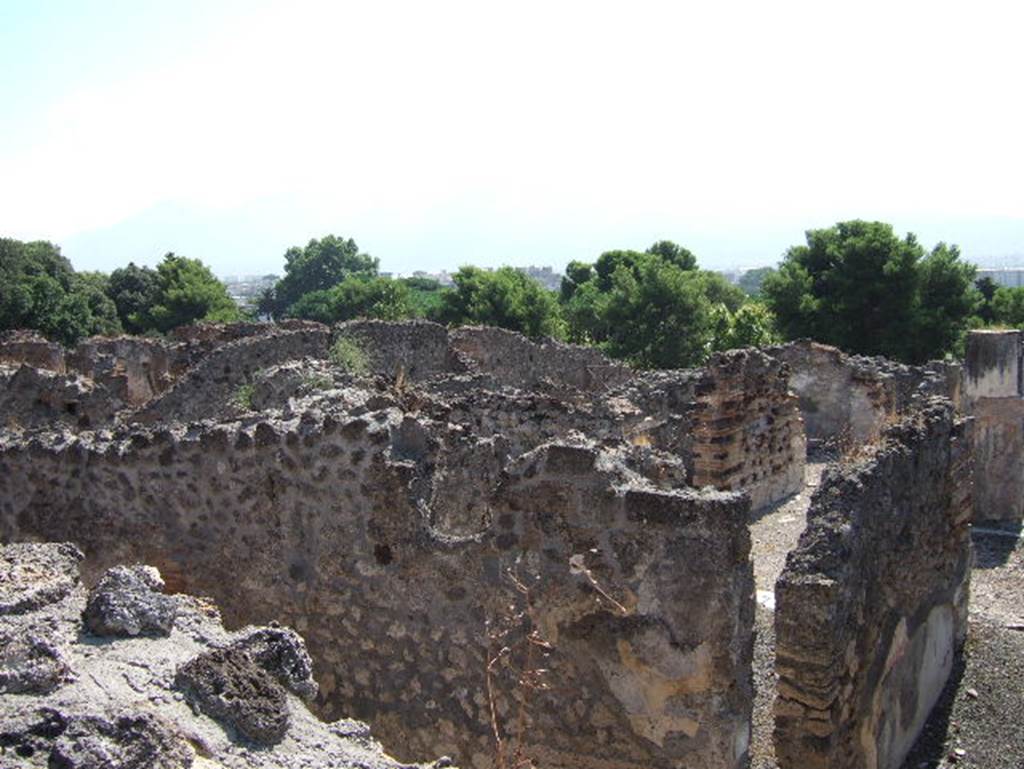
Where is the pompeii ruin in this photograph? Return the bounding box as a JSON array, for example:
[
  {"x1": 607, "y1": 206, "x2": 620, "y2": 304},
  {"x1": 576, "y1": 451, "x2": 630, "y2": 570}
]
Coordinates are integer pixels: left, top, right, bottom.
[{"x1": 0, "y1": 321, "x2": 1020, "y2": 769}]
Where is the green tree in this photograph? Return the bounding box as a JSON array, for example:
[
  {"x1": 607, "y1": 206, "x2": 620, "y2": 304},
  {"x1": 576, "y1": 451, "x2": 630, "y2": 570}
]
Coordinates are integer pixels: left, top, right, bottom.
[
  {"x1": 645, "y1": 240, "x2": 698, "y2": 271},
  {"x1": 436, "y1": 266, "x2": 565, "y2": 339},
  {"x1": 975, "y1": 276, "x2": 999, "y2": 325},
  {"x1": 559, "y1": 242, "x2": 766, "y2": 367},
  {"x1": 138, "y1": 253, "x2": 240, "y2": 333},
  {"x1": 107, "y1": 263, "x2": 161, "y2": 333},
  {"x1": 709, "y1": 302, "x2": 779, "y2": 351},
  {"x1": 912, "y1": 244, "x2": 979, "y2": 360},
  {"x1": 0, "y1": 238, "x2": 122, "y2": 345},
  {"x1": 559, "y1": 260, "x2": 595, "y2": 302},
  {"x1": 401, "y1": 276, "x2": 445, "y2": 318},
  {"x1": 737, "y1": 267, "x2": 774, "y2": 297},
  {"x1": 599, "y1": 253, "x2": 712, "y2": 368},
  {"x1": 289, "y1": 276, "x2": 413, "y2": 323},
  {"x1": 762, "y1": 221, "x2": 976, "y2": 363},
  {"x1": 261, "y1": 235, "x2": 378, "y2": 318},
  {"x1": 73, "y1": 272, "x2": 123, "y2": 337},
  {"x1": 992, "y1": 286, "x2": 1024, "y2": 328}
]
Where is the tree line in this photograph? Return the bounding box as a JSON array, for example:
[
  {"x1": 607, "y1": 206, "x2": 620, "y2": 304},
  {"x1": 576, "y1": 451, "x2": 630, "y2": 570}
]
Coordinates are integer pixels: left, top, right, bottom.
[{"x1": 2, "y1": 220, "x2": 1017, "y2": 367}]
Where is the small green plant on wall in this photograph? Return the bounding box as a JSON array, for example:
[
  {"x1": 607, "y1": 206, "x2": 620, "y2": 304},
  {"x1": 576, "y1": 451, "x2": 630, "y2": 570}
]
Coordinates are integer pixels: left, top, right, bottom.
[
  {"x1": 232, "y1": 382, "x2": 255, "y2": 411},
  {"x1": 329, "y1": 335, "x2": 370, "y2": 375}
]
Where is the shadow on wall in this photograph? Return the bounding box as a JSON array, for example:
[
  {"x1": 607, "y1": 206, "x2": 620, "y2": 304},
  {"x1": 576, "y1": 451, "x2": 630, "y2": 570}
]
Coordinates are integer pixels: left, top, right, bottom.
[{"x1": 972, "y1": 525, "x2": 1022, "y2": 569}]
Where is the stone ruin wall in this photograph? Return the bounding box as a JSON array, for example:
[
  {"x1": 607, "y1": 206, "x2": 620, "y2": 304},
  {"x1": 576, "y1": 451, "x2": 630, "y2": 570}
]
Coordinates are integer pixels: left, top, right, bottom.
[
  {"x1": 135, "y1": 326, "x2": 332, "y2": 423},
  {"x1": 962, "y1": 330, "x2": 1024, "y2": 523},
  {"x1": 0, "y1": 320, "x2": 819, "y2": 769},
  {"x1": 768, "y1": 340, "x2": 961, "y2": 449},
  {"x1": 774, "y1": 400, "x2": 974, "y2": 769},
  {"x1": 688, "y1": 350, "x2": 805, "y2": 512},
  {"x1": 66, "y1": 336, "x2": 186, "y2": 406},
  {"x1": 0, "y1": 541, "x2": 451, "y2": 769},
  {"x1": 0, "y1": 415, "x2": 755, "y2": 769},
  {"x1": 0, "y1": 318, "x2": 987, "y2": 768},
  {"x1": 0, "y1": 323, "x2": 307, "y2": 428},
  {"x1": 448, "y1": 326, "x2": 635, "y2": 395},
  {"x1": 0, "y1": 330, "x2": 67, "y2": 372}
]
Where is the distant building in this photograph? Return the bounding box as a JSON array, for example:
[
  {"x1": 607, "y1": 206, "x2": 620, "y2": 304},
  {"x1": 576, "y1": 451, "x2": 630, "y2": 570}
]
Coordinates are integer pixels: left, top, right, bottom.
[
  {"x1": 517, "y1": 266, "x2": 563, "y2": 292},
  {"x1": 222, "y1": 274, "x2": 278, "y2": 309},
  {"x1": 976, "y1": 268, "x2": 1024, "y2": 289}
]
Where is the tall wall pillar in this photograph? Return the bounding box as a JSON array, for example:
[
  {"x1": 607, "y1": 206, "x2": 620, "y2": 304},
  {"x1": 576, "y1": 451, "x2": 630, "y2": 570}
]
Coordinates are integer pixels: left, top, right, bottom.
[{"x1": 964, "y1": 330, "x2": 1024, "y2": 523}]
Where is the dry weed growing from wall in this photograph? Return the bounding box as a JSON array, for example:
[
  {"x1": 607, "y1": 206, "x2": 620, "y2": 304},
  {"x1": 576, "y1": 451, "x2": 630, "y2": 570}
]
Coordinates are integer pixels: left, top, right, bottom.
[
  {"x1": 484, "y1": 557, "x2": 631, "y2": 769},
  {"x1": 485, "y1": 567, "x2": 552, "y2": 769}
]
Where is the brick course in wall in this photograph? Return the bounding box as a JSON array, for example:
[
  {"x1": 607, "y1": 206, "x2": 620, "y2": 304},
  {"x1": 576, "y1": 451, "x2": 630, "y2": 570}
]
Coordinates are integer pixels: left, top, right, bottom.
[{"x1": 774, "y1": 400, "x2": 973, "y2": 769}]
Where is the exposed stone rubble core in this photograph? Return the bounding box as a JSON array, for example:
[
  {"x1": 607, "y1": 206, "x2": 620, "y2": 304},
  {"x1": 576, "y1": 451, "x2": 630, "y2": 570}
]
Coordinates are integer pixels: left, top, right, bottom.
[
  {"x1": 0, "y1": 541, "x2": 453, "y2": 769},
  {"x1": 0, "y1": 424, "x2": 758, "y2": 768},
  {"x1": 0, "y1": 322, "x2": 324, "y2": 429},
  {"x1": 0, "y1": 321, "x2": 807, "y2": 769},
  {"x1": 83, "y1": 564, "x2": 178, "y2": 638},
  {"x1": 773, "y1": 400, "x2": 974, "y2": 769}
]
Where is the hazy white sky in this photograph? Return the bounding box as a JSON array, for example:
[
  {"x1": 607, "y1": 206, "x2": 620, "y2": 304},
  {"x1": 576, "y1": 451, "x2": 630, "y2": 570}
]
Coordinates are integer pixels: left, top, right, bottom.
[{"x1": 2, "y1": 0, "x2": 1023, "y2": 275}]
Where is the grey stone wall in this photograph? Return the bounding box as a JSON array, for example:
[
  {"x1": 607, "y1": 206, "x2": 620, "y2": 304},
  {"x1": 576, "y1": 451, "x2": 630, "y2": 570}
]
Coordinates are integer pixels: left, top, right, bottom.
[
  {"x1": 0, "y1": 542, "x2": 450, "y2": 768},
  {"x1": 963, "y1": 330, "x2": 1024, "y2": 522},
  {"x1": 774, "y1": 400, "x2": 973, "y2": 769},
  {"x1": 769, "y1": 340, "x2": 961, "y2": 449},
  {"x1": 450, "y1": 326, "x2": 634, "y2": 395},
  {"x1": 688, "y1": 350, "x2": 805, "y2": 512},
  {"x1": 68, "y1": 336, "x2": 186, "y2": 405},
  {"x1": 0, "y1": 329, "x2": 66, "y2": 372},
  {"x1": 337, "y1": 319, "x2": 471, "y2": 382},
  {"x1": 134, "y1": 327, "x2": 330, "y2": 423},
  {"x1": 0, "y1": 416, "x2": 755, "y2": 769}
]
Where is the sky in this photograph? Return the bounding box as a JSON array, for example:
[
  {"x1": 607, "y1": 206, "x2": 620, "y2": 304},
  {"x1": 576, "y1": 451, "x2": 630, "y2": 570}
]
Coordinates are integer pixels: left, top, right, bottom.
[{"x1": 2, "y1": 0, "x2": 1024, "y2": 277}]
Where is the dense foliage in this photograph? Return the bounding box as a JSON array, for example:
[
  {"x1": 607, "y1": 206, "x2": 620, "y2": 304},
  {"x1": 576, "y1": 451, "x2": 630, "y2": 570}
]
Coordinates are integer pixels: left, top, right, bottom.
[
  {"x1": 0, "y1": 239, "x2": 122, "y2": 345},
  {"x1": 436, "y1": 266, "x2": 565, "y2": 339},
  {"x1": 259, "y1": 236, "x2": 378, "y2": 319},
  {"x1": 289, "y1": 276, "x2": 413, "y2": 323},
  {"x1": 762, "y1": 221, "x2": 979, "y2": 363},
  {"x1": 4, "y1": 221, "x2": 1009, "y2": 368},
  {"x1": 560, "y1": 243, "x2": 774, "y2": 368},
  {"x1": 138, "y1": 254, "x2": 241, "y2": 333},
  {"x1": 107, "y1": 263, "x2": 161, "y2": 334},
  {"x1": 0, "y1": 240, "x2": 239, "y2": 345}
]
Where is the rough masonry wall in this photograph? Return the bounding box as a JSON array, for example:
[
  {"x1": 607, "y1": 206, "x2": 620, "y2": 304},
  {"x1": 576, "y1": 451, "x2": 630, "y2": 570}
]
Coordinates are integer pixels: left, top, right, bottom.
[
  {"x1": 68, "y1": 336, "x2": 186, "y2": 405},
  {"x1": 769, "y1": 340, "x2": 961, "y2": 448},
  {"x1": 0, "y1": 329, "x2": 66, "y2": 372},
  {"x1": 450, "y1": 326, "x2": 634, "y2": 394},
  {"x1": 689, "y1": 351, "x2": 805, "y2": 512},
  {"x1": 338, "y1": 319, "x2": 471, "y2": 382},
  {"x1": 0, "y1": 417, "x2": 755, "y2": 769},
  {"x1": 0, "y1": 542, "x2": 449, "y2": 769},
  {"x1": 135, "y1": 327, "x2": 331, "y2": 423},
  {"x1": 774, "y1": 400, "x2": 973, "y2": 769}
]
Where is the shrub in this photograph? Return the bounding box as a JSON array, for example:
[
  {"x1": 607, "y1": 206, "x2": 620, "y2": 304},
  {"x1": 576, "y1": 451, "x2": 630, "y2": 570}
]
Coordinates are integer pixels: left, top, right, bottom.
[
  {"x1": 232, "y1": 382, "x2": 255, "y2": 411},
  {"x1": 329, "y1": 335, "x2": 370, "y2": 375}
]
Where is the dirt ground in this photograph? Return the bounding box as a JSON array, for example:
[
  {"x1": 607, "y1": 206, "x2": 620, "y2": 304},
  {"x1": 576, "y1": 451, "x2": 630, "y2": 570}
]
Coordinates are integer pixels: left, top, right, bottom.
[{"x1": 747, "y1": 463, "x2": 1024, "y2": 769}]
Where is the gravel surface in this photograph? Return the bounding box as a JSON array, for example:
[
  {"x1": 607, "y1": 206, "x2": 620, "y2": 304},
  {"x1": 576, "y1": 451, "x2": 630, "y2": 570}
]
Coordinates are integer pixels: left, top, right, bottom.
[
  {"x1": 749, "y1": 463, "x2": 824, "y2": 594},
  {"x1": 746, "y1": 463, "x2": 1024, "y2": 769},
  {"x1": 971, "y1": 526, "x2": 1024, "y2": 628},
  {"x1": 750, "y1": 604, "x2": 777, "y2": 769},
  {"x1": 901, "y1": 619, "x2": 1024, "y2": 769},
  {"x1": 901, "y1": 527, "x2": 1024, "y2": 769},
  {"x1": 748, "y1": 464, "x2": 822, "y2": 769}
]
